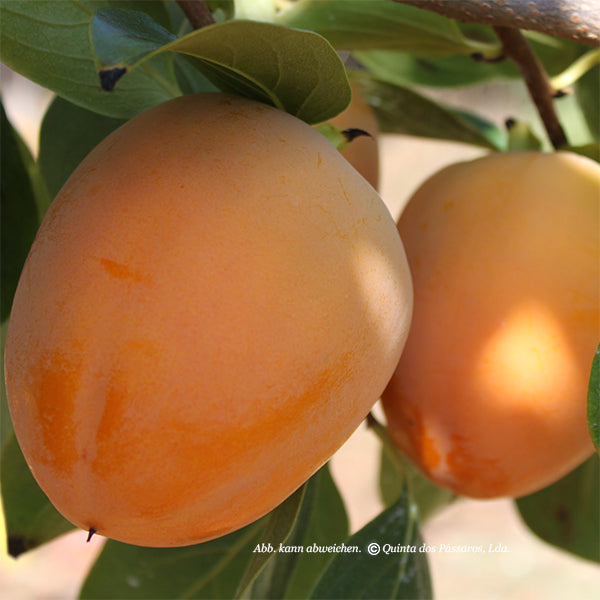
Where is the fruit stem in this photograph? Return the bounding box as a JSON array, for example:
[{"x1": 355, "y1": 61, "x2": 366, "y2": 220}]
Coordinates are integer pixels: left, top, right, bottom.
[
  {"x1": 493, "y1": 26, "x2": 568, "y2": 150},
  {"x1": 176, "y1": 0, "x2": 216, "y2": 29}
]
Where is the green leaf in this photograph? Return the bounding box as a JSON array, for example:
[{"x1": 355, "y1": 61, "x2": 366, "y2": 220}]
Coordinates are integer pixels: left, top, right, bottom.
[
  {"x1": 90, "y1": 10, "x2": 351, "y2": 124},
  {"x1": 235, "y1": 482, "x2": 307, "y2": 598},
  {"x1": 516, "y1": 454, "x2": 600, "y2": 563},
  {"x1": 92, "y1": 7, "x2": 176, "y2": 69},
  {"x1": 379, "y1": 449, "x2": 455, "y2": 523},
  {"x1": 0, "y1": 104, "x2": 47, "y2": 323},
  {"x1": 276, "y1": 0, "x2": 500, "y2": 58},
  {"x1": 0, "y1": 0, "x2": 180, "y2": 119},
  {"x1": 1, "y1": 433, "x2": 75, "y2": 556},
  {"x1": 353, "y1": 49, "x2": 514, "y2": 88},
  {"x1": 588, "y1": 343, "x2": 600, "y2": 451},
  {"x1": 79, "y1": 521, "x2": 265, "y2": 599},
  {"x1": 353, "y1": 73, "x2": 504, "y2": 150},
  {"x1": 250, "y1": 464, "x2": 349, "y2": 599},
  {"x1": 38, "y1": 96, "x2": 125, "y2": 200},
  {"x1": 310, "y1": 490, "x2": 432, "y2": 600}
]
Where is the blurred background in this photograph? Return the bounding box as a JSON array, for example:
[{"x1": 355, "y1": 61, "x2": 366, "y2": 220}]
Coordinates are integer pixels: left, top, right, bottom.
[{"x1": 1, "y1": 63, "x2": 599, "y2": 599}]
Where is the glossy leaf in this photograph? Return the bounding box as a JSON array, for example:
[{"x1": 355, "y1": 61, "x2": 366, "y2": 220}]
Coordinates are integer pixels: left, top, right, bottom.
[
  {"x1": 0, "y1": 0, "x2": 179, "y2": 119},
  {"x1": 235, "y1": 483, "x2": 307, "y2": 597},
  {"x1": 310, "y1": 490, "x2": 431, "y2": 599},
  {"x1": 588, "y1": 344, "x2": 600, "y2": 451},
  {"x1": 1, "y1": 433, "x2": 74, "y2": 556},
  {"x1": 38, "y1": 96, "x2": 125, "y2": 200},
  {"x1": 90, "y1": 10, "x2": 351, "y2": 124},
  {"x1": 353, "y1": 73, "x2": 504, "y2": 150},
  {"x1": 79, "y1": 521, "x2": 265, "y2": 599},
  {"x1": 516, "y1": 454, "x2": 599, "y2": 563},
  {"x1": 250, "y1": 464, "x2": 349, "y2": 599},
  {"x1": 276, "y1": 0, "x2": 499, "y2": 57}
]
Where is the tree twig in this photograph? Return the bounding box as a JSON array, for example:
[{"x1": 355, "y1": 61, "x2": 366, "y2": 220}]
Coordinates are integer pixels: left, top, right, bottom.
[
  {"x1": 494, "y1": 26, "x2": 568, "y2": 149},
  {"x1": 177, "y1": 0, "x2": 216, "y2": 30},
  {"x1": 392, "y1": 0, "x2": 600, "y2": 47}
]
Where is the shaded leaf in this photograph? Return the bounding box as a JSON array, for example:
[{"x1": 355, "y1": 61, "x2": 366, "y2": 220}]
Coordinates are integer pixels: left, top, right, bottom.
[
  {"x1": 516, "y1": 454, "x2": 599, "y2": 563},
  {"x1": 0, "y1": 104, "x2": 46, "y2": 323},
  {"x1": 90, "y1": 10, "x2": 350, "y2": 124},
  {"x1": 250, "y1": 464, "x2": 349, "y2": 599},
  {"x1": 588, "y1": 343, "x2": 600, "y2": 451},
  {"x1": 38, "y1": 96, "x2": 125, "y2": 200},
  {"x1": 379, "y1": 448, "x2": 454, "y2": 523},
  {"x1": 0, "y1": 0, "x2": 179, "y2": 119},
  {"x1": 1, "y1": 433, "x2": 74, "y2": 556},
  {"x1": 353, "y1": 73, "x2": 504, "y2": 150},
  {"x1": 310, "y1": 490, "x2": 432, "y2": 599},
  {"x1": 276, "y1": 0, "x2": 499, "y2": 57},
  {"x1": 79, "y1": 521, "x2": 265, "y2": 599},
  {"x1": 353, "y1": 49, "x2": 514, "y2": 88},
  {"x1": 235, "y1": 483, "x2": 307, "y2": 597}
]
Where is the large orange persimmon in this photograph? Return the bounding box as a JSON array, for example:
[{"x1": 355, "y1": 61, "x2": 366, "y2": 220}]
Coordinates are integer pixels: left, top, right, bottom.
[
  {"x1": 328, "y1": 82, "x2": 380, "y2": 189},
  {"x1": 382, "y1": 151, "x2": 599, "y2": 499},
  {"x1": 5, "y1": 93, "x2": 413, "y2": 547}
]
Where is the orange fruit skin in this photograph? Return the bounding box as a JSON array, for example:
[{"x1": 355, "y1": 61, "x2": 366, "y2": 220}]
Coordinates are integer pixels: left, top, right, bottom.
[
  {"x1": 382, "y1": 151, "x2": 599, "y2": 499},
  {"x1": 5, "y1": 93, "x2": 413, "y2": 547},
  {"x1": 329, "y1": 82, "x2": 380, "y2": 189}
]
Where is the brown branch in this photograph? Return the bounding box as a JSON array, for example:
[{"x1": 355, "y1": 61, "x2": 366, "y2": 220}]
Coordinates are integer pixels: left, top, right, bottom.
[
  {"x1": 392, "y1": 0, "x2": 600, "y2": 47},
  {"x1": 494, "y1": 26, "x2": 568, "y2": 149},
  {"x1": 177, "y1": 0, "x2": 216, "y2": 30}
]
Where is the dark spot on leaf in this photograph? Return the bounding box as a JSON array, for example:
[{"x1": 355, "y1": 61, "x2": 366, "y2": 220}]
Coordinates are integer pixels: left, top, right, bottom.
[
  {"x1": 99, "y1": 67, "x2": 128, "y2": 92},
  {"x1": 555, "y1": 504, "x2": 572, "y2": 543}
]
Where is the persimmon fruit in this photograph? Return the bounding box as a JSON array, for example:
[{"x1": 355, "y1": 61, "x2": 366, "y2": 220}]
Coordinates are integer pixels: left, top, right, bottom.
[
  {"x1": 328, "y1": 82, "x2": 380, "y2": 190},
  {"x1": 382, "y1": 151, "x2": 599, "y2": 499},
  {"x1": 5, "y1": 93, "x2": 413, "y2": 547}
]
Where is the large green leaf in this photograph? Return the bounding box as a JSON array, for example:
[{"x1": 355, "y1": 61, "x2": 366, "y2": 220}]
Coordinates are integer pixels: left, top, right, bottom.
[
  {"x1": 1, "y1": 433, "x2": 75, "y2": 556},
  {"x1": 588, "y1": 343, "x2": 600, "y2": 452},
  {"x1": 0, "y1": 0, "x2": 179, "y2": 119},
  {"x1": 79, "y1": 521, "x2": 265, "y2": 599},
  {"x1": 276, "y1": 0, "x2": 499, "y2": 57},
  {"x1": 250, "y1": 464, "x2": 349, "y2": 599},
  {"x1": 310, "y1": 490, "x2": 431, "y2": 599},
  {"x1": 516, "y1": 454, "x2": 599, "y2": 563},
  {"x1": 90, "y1": 9, "x2": 351, "y2": 124},
  {"x1": 38, "y1": 96, "x2": 126, "y2": 200},
  {"x1": 353, "y1": 73, "x2": 505, "y2": 150}
]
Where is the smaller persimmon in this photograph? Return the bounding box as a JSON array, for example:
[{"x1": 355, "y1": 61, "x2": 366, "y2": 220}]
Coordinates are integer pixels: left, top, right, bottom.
[{"x1": 382, "y1": 151, "x2": 599, "y2": 499}]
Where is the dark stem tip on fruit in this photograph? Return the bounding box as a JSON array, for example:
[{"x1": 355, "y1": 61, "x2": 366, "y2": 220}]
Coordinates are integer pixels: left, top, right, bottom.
[
  {"x1": 87, "y1": 527, "x2": 97, "y2": 542},
  {"x1": 342, "y1": 128, "x2": 373, "y2": 143}
]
